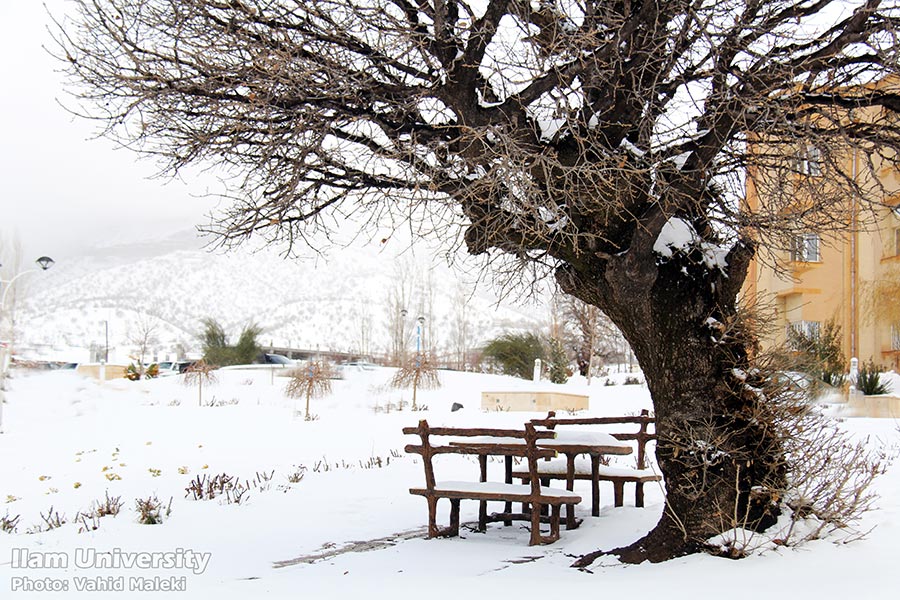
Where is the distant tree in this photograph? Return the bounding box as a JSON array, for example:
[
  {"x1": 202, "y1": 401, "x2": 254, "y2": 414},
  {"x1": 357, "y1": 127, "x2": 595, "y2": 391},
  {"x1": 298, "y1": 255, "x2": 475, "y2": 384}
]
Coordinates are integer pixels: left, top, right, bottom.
[
  {"x1": 200, "y1": 318, "x2": 261, "y2": 366},
  {"x1": 391, "y1": 352, "x2": 440, "y2": 410},
  {"x1": 233, "y1": 323, "x2": 263, "y2": 365},
  {"x1": 200, "y1": 318, "x2": 229, "y2": 365},
  {"x1": 788, "y1": 318, "x2": 846, "y2": 387},
  {"x1": 450, "y1": 281, "x2": 472, "y2": 370},
  {"x1": 0, "y1": 235, "x2": 25, "y2": 391},
  {"x1": 386, "y1": 261, "x2": 414, "y2": 367},
  {"x1": 183, "y1": 359, "x2": 217, "y2": 406},
  {"x1": 285, "y1": 359, "x2": 334, "y2": 420},
  {"x1": 863, "y1": 262, "x2": 900, "y2": 336},
  {"x1": 546, "y1": 337, "x2": 570, "y2": 384},
  {"x1": 126, "y1": 316, "x2": 159, "y2": 380},
  {"x1": 483, "y1": 333, "x2": 545, "y2": 381}
]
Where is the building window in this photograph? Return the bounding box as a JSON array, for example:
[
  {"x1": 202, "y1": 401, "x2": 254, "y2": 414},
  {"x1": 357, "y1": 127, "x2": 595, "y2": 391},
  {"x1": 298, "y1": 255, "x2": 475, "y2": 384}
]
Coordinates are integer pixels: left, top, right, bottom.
[
  {"x1": 799, "y1": 145, "x2": 823, "y2": 176},
  {"x1": 791, "y1": 233, "x2": 821, "y2": 262},
  {"x1": 892, "y1": 324, "x2": 900, "y2": 352},
  {"x1": 788, "y1": 320, "x2": 821, "y2": 349},
  {"x1": 895, "y1": 227, "x2": 900, "y2": 257}
]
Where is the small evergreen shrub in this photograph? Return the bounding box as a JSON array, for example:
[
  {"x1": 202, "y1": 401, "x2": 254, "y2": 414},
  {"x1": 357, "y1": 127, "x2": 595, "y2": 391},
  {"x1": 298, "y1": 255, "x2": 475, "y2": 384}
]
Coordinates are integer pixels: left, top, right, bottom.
[
  {"x1": 482, "y1": 332, "x2": 545, "y2": 380},
  {"x1": 547, "y1": 337, "x2": 570, "y2": 384},
  {"x1": 857, "y1": 361, "x2": 892, "y2": 396}
]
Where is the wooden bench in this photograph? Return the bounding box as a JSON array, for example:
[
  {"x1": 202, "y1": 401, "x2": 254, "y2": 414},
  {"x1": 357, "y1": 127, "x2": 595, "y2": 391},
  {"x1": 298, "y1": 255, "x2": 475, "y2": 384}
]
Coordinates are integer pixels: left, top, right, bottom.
[
  {"x1": 403, "y1": 420, "x2": 582, "y2": 545},
  {"x1": 512, "y1": 410, "x2": 661, "y2": 510}
]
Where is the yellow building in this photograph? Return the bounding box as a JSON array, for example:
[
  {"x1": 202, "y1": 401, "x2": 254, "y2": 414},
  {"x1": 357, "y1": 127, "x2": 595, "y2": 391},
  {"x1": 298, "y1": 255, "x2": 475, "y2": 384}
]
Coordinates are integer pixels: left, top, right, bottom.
[{"x1": 744, "y1": 95, "x2": 900, "y2": 370}]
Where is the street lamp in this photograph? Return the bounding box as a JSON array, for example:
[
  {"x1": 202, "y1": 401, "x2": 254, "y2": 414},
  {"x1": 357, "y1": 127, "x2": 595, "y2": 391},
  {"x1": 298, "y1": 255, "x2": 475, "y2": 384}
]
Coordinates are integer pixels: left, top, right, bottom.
[
  {"x1": 415, "y1": 316, "x2": 425, "y2": 367},
  {"x1": 0, "y1": 255, "x2": 55, "y2": 432},
  {"x1": 0, "y1": 256, "x2": 55, "y2": 309},
  {"x1": 399, "y1": 308, "x2": 408, "y2": 365}
]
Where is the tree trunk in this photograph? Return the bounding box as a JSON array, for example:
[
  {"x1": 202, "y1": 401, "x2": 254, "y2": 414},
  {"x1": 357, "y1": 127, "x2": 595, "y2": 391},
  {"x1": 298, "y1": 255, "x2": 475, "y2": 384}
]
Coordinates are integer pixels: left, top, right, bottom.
[{"x1": 558, "y1": 234, "x2": 785, "y2": 564}]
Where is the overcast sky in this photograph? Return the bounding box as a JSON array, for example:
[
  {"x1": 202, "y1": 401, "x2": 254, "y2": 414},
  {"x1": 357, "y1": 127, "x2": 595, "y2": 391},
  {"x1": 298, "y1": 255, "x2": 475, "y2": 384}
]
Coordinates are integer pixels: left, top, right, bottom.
[{"x1": 0, "y1": 1, "x2": 218, "y2": 264}]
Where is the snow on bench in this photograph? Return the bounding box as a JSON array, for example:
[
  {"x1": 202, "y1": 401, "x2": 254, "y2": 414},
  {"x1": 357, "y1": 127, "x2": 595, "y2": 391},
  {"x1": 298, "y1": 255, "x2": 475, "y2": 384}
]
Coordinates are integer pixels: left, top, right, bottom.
[
  {"x1": 403, "y1": 420, "x2": 583, "y2": 546},
  {"x1": 422, "y1": 481, "x2": 582, "y2": 500},
  {"x1": 512, "y1": 410, "x2": 662, "y2": 509}
]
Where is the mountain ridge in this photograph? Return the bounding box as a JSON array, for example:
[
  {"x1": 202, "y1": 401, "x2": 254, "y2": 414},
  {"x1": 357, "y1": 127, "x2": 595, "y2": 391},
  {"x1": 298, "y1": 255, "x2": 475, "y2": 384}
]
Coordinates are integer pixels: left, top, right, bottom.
[{"x1": 13, "y1": 233, "x2": 549, "y2": 364}]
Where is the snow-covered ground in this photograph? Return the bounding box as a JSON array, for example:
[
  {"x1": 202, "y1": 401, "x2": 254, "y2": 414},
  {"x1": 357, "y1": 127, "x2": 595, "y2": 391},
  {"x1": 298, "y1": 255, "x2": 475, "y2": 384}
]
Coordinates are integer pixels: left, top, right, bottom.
[{"x1": 0, "y1": 367, "x2": 897, "y2": 599}]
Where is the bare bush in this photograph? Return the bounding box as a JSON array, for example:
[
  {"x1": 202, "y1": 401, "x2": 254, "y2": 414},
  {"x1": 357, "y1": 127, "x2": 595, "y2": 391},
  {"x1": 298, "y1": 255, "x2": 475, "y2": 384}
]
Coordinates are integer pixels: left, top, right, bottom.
[
  {"x1": 183, "y1": 360, "x2": 218, "y2": 406},
  {"x1": 391, "y1": 354, "x2": 440, "y2": 410},
  {"x1": 135, "y1": 496, "x2": 172, "y2": 525},
  {"x1": 286, "y1": 466, "x2": 307, "y2": 484},
  {"x1": 185, "y1": 473, "x2": 237, "y2": 501},
  {"x1": 185, "y1": 471, "x2": 271, "y2": 504},
  {"x1": 1, "y1": 512, "x2": 20, "y2": 534},
  {"x1": 698, "y1": 363, "x2": 891, "y2": 557},
  {"x1": 27, "y1": 507, "x2": 66, "y2": 533},
  {"x1": 76, "y1": 491, "x2": 124, "y2": 532},
  {"x1": 285, "y1": 361, "x2": 334, "y2": 420}
]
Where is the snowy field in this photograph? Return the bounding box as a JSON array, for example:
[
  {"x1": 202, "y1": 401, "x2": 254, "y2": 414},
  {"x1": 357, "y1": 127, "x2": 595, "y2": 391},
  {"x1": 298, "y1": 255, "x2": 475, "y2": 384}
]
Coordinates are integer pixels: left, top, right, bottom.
[{"x1": 0, "y1": 367, "x2": 898, "y2": 599}]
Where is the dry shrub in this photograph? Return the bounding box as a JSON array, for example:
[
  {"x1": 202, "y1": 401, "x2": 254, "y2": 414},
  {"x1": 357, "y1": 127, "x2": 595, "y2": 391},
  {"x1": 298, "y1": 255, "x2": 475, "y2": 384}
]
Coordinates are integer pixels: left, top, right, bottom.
[
  {"x1": 27, "y1": 507, "x2": 66, "y2": 533},
  {"x1": 183, "y1": 359, "x2": 218, "y2": 406},
  {"x1": 285, "y1": 361, "x2": 334, "y2": 420},
  {"x1": 390, "y1": 354, "x2": 440, "y2": 410},
  {"x1": 1, "y1": 513, "x2": 20, "y2": 533},
  {"x1": 705, "y1": 354, "x2": 892, "y2": 557},
  {"x1": 135, "y1": 495, "x2": 171, "y2": 525},
  {"x1": 76, "y1": 491, "x2": 124, "y2": 532}
]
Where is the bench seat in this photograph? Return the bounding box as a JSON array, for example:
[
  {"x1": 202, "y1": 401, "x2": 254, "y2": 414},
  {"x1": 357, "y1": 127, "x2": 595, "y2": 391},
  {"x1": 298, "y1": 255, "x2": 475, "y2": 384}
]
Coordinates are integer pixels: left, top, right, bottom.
[
  {"x1": 404, "y1": 420, "x2": 583, "y2": 545},
  {"x1": 411, "y1": 481, "x2": 582, "y2": 502}
]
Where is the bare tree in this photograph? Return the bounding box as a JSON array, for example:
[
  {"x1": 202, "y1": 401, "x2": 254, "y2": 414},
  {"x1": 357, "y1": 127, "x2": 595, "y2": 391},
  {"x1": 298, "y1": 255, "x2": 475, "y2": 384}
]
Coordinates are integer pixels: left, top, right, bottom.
[
  {"x1": 0, "y1": 235, "x2": 25, "y2": 392},
  {"x1": 57, "y1": 0, "x2": 900, "y2": 562},
  {"x1": 285, "y1": 360, "x2": 334, "y2": 420},
  {"x1": 127, "y1": 316, "x2": 159, "y2": 380},
  {"x1": 183, "y1": 359, "x2": 218, "y2": 407},
  {"x1": 450, "y1": 281, "x2": 472, "y2": 370},
  {"x1": 564, "y1": 296, "x2": 599, "y2": 379},
  {"x1": 385, "y1": 260, "x2": 414, "y2": 366},
  {"x1": 391, "y1": 352, "x2": 440, "y2": 410},
  {"x1": 352, "y1": 300, "x2": 373, "y2": 359}
]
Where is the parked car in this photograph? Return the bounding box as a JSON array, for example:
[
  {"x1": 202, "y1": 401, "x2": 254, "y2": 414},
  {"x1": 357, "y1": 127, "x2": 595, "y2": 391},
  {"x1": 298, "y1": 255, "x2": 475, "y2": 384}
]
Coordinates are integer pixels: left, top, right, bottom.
[
  {"x1": 259, "y1": 353, "x2": 297, "y2": 367},
  {"x1": 156, "y1": 360, "x2": 198, "y2": 376},
  {"x1": 156, "y1": 361, "x2": 180, "y2": 377},
  {"x1": 176, "y1": 360, "x2": 198, "y2": 373}
]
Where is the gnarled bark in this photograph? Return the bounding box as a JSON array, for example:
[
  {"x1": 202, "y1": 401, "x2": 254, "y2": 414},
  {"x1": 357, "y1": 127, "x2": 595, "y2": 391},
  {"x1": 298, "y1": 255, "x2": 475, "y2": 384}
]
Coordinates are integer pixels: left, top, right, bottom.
[{"x1": 559, "y1": 230, "x2": 784, "y2": 564}]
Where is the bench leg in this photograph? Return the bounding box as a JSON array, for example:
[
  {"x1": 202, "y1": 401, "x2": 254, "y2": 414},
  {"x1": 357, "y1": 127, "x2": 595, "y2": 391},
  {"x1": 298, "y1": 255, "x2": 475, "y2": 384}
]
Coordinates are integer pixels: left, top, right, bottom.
[
  {"x1": 520, "y1": 478, "x2": 531, "y2": 515},
  {"x1": 549, "y1": 504, "x2": 561, "y2": 542},
  {"x1": 427, "y1": 496, "x2": 439, "y2": 538},
  {"x1": 539, "y1": 478, "x2": 550, "y2": 516},
  {"x1": 635, "y1": 482, "x2": 645, "y2": 508},
  {"x1": 529, "y1": 502, "x2": 542, "y2": 546},
  {"x1": 565, "y1": 501, "x2": 576, "y2": 529},
  {"x1": 613, "y1": 481, "x2": 625, "y2": 507},
  {"x1": 591, "y1": 456, "x2": 601, "y2": 517},
  {"x1": 504, "y1": 456, "x2": 513, "y2": 526},
  {"x1": 449, "y1": 499, "x2": 461, "y2": 537}
]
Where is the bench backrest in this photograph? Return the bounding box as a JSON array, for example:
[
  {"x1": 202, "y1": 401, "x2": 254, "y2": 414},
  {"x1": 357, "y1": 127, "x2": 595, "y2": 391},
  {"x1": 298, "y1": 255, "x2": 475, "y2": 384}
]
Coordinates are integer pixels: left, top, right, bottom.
[
  {"x1": 531, "y1": 409, "x2": 656, "y2": 469},
  {"x1": 403, "y1": 420, "x2": 557, "y2": 494}
]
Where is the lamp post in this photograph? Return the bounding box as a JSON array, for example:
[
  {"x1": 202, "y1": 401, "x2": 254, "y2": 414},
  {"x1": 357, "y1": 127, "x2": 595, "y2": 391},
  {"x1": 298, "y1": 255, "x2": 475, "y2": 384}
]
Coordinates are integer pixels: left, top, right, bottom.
[
  {"x1": 0, "y1": 256, "x2": 55, "y2": 432},
  {"x1": 399, "y1": 308, "x2": 408, "y2": 366},
  {"x1": 416, "y1": 316, "x2": 425, "y2": 367},
  {"x1": 411, "y1": 315, "x2": 425, "y2": 410}
]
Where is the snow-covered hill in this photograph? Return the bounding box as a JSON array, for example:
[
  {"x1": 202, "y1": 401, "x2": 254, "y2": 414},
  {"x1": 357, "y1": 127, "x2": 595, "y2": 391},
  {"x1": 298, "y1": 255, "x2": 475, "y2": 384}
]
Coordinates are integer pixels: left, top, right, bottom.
[{"x1": 12, "y1": 231, "x2": 549, "y2": 363}]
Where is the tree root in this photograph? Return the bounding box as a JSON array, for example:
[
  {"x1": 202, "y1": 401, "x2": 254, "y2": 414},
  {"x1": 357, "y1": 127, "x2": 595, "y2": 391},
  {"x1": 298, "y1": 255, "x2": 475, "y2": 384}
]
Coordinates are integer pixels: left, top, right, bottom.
[{"x1": 572, "y1": 527, "x2": 699, "y2": 568}]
